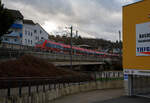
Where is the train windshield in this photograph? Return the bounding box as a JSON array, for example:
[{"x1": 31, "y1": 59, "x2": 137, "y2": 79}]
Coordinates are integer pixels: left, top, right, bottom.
[{"x1": 36, "y1": 40, "x2": 45, "y2": 45}]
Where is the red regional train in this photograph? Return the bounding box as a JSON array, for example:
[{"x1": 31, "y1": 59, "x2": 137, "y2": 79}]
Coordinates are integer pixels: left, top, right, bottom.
[{"x1": 35, "y1": 40, "x2": 119, "y2": 58}]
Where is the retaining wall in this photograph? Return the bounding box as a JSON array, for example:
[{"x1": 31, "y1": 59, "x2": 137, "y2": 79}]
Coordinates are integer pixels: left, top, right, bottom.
[{"x1": 0, "y1": 80, "x2": 123, "y2": 103}]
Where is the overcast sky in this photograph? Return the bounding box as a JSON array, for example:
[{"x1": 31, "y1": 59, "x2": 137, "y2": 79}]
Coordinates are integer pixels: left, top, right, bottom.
[{"x1": 3, "y1": 0, "x2": 140, "y2": 41}]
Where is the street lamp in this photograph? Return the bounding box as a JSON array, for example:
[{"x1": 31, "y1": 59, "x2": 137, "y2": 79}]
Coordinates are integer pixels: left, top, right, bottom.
[{"x1": 66, "y1": 26, "x2": 73, "y2": 69}]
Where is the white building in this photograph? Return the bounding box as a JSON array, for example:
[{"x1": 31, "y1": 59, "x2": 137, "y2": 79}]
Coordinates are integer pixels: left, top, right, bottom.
[
  {"x1": 22, "y1": 19, "x2": 49, "y2": 46},
  {"x1": 1, "y1": 9, "x2": 49, "y2": 47}
]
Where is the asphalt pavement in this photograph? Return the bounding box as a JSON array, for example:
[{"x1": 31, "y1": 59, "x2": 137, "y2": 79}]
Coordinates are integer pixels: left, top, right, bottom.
[
  {"x1": 52, "y1": 89, "x2": 150, "y2": 103},
  {"x1": 95, "y1": 96, "x2": 150, "y2": 103},
  {"x1": 52, "y1": 89, "x2": 124, "y2": 103}
]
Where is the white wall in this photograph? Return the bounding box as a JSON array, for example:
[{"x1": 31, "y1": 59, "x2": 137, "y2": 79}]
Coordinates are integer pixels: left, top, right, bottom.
[
  {"x1": 22, "y1": 23, "x2": 49, "y2": 46},
  {"x1": 2, "y1": 20, "x2": 49, "y2": 47},
  {"x1": 22, "y1": 24, "x2": 35, "y2": 46}
]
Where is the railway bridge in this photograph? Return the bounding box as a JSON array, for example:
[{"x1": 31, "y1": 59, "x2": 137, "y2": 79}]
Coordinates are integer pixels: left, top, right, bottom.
[{"x1": 0, "y1": 48, "x2": 122, "y2": 71}]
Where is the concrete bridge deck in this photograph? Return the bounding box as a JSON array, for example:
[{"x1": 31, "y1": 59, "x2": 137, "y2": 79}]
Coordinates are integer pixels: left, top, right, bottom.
[{"x1": 53, "y1": 61, "x2": 105, "y2": 66}]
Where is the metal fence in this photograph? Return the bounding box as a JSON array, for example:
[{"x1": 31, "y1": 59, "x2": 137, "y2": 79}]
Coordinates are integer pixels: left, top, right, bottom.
[{"x1": 132, "y1": 75, "x2": 150, "y2": 97}]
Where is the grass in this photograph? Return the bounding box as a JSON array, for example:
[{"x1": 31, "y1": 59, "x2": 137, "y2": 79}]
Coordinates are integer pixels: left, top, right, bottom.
[{"x1": 96, "y1": 77, "x2": 124, "y2": 81}]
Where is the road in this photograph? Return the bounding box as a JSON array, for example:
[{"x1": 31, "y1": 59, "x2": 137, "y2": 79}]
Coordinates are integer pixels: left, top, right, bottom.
[
  {"x1": 52, "y1": 89, "x2": 150, "y2": 103},
  {"x1": 52, "y1": 89, "x2": 124, "y2": 103},
  {"x1": 94, "y1": 96, "x2": 150, "y2": 103}
]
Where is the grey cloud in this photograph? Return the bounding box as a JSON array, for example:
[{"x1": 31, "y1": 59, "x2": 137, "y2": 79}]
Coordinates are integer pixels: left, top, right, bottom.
[
  {"x1": 2, "y1": 0, "x2": 138, "y2": 41},
  {"x1": 4, "y1": 0, "x2": 74, "y2": 16}
]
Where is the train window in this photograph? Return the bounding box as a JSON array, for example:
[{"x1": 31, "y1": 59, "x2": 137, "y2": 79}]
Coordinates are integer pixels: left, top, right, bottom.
[
  {"x1": 36, "y1": 40, "x2": 45, "y2": 45},
  {"x1": 46, "y1": 43, "x2": 52, "y2": 47}
]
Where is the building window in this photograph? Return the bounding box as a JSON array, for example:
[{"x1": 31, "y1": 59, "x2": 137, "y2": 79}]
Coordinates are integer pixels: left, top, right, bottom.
[
  {"x1": 25, "y1": 39, "x2": 27, "y2": 43},
  {"x1": 28, "y1": 31, "x2": 30, "y2": 36},
  {"x1": 25, "y1": 30, "x2": 27, "y2": 35},
  {"x1": 36, "y1": 36, "x2": 39, "y2": 40},
  {"x1": 41, "y1": 37, "x2": 44, "y2": 39},
  {"x1": 28, "y1": 39, "x2": 30, "y2": 44},
  {"x1": 31, "y1": 40, "x2": 32, "y2": 44},
  {"x1": 40, "y1": 30, "x2": 42, "y2": 34},
  {"x1": 14, "y1": 38, "x2": 17, "y2": 42},
  {"x1": 4, "y1": 38, "x2": 8, "y2": 41},
  {"x1": 31, "y1": 32, "x2": 33, "y2": 36},
  {"x1": 34, "y1": 30, "x2": 37, "y2": 33}
]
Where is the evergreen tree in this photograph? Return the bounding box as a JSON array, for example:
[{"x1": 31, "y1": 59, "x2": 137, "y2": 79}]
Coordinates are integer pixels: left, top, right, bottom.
[{"x1": 0, "y1": 0, "x2": 15, "y2": 42}]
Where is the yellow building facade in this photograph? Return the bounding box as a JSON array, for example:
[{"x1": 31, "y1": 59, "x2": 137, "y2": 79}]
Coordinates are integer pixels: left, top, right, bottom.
[{"x1": 123, "y1": 0, "x2": 150, "y2": 96}]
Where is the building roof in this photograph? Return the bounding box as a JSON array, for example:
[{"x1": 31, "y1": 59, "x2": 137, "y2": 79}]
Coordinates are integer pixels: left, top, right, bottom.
[
  {"x1": 123, "y1": 0, "x2": 144, "y2": 7},
  {"x1": 7, "y1": 9, "x2": 23, "y2": 20},
  {"x1": 36, "y1": 23, "x2": 49, "y2": 36},
  {"x1": 23, "y1": 19, "x2": 36, "y2": 25}
]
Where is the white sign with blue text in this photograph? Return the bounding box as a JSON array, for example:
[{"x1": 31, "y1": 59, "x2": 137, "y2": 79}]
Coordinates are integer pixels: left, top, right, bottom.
[{"x1": 136, "y1": 22, "x2": 150, "y2": 56}]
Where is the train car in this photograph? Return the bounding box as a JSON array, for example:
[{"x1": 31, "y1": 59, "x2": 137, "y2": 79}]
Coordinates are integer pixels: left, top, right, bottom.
[
  {"x1": 46, "y1": 40, "x2": 62, "y2": 52},
  {"x1": 35, "y1": 39, "x2": 117, "y2": 58},
  {"x1": 36, "y1": 40, "x2": 63, "y2": 52}
]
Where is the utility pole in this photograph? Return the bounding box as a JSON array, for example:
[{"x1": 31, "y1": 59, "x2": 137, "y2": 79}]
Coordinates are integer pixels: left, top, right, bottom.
[
  {"x1": 119, "y1": 30, "x2": 121, "y2": 42},
  {"x1": 76, "y1": 30, "x2": 78, "y2": 37},
  {"x1": 70, "y1": 26, "x2": 73, "y2": 69}
]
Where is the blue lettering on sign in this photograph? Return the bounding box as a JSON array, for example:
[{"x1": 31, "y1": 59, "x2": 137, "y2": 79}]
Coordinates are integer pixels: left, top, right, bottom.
[
  {"x1": 137, "y1": 47, "x2": 150, "y2": 52},
  {"x1": 124, "y1": 74, "x2": 128, "y2": 80}
]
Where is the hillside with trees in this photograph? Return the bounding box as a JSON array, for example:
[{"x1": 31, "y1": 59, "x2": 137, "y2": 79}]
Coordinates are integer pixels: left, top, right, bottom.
[{"x1": 49, "y1": 34, "x2": 122, "y2": 53}]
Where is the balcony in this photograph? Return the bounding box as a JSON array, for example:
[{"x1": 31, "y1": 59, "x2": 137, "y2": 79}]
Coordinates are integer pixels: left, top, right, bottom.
[
  {"x1": 2, "y1": 38, "x2": 21, "y2": 45},
  {"x1": 5, "y1": 32, "x2": 22, "y2": 37}
]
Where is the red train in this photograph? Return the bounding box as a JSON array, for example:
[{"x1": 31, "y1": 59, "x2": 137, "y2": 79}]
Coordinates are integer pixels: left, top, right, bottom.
[{"x1": 35, "y1": 40, "x2": 119, "y2": 58}]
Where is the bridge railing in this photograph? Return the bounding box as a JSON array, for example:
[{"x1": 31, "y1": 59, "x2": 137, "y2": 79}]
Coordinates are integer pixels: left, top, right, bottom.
[
  {"x1": 0, "y1": 49, "x2": 104, "y2": 62},
  {"x1": 28, "y1": 51, "x2": 103, "y2": 62},
  {"x1": 0, "y1": 43, "x2": 122, "y2": 63}
]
